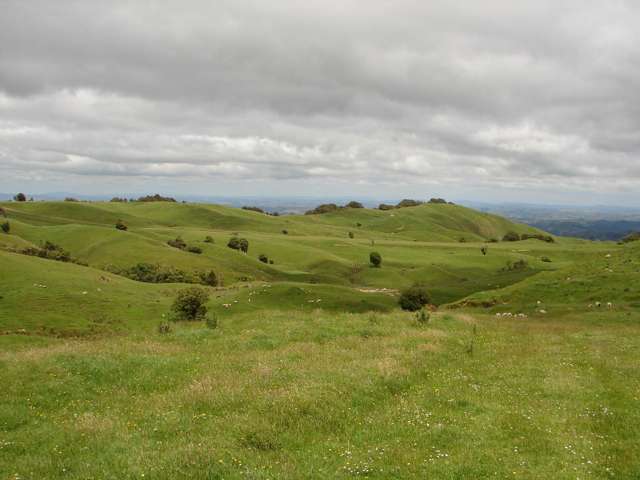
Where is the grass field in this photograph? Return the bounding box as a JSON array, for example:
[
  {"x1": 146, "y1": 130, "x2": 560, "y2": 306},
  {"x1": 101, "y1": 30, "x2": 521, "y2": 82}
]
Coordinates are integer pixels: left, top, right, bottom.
[{"x1": 0, "y1": 200, "x2": 638, "y2": 478}]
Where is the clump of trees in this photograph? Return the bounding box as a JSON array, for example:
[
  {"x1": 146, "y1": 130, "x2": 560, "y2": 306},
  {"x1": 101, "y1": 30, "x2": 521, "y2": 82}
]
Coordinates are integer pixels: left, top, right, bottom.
[
  {"x1": 396, "y1": 199, "x2": 423, "y2": 208},
  {"x1": 187, "y1": 245, "x2": 202, "y2": 254},
  {"x1": 502, "y1": 259, "x2": 529, "y2": 271},
  {"x1": 378, "y1": 203, "x2": 395, "y2": 211},
  {"x1": 13, "y1": 193, "x2": 26, "y2": 202},
  {"x1": 110, "y1": 197, "x2": 128, "y2": 203},
  {"x1": 64, "y1": 197, "x2": 79, "y2": 202},
  {"x1": 305, "y1": 203, "x2": 339, "y2": 215},
  {"x1": 1, "y1": 221, "x2": 9, "y2": 234},
  {"x1": 369, "y1": 251, "x2": 382, "y2": 268},
  {"x1": 242, "y1": 206, "x2": 265, "y2": 213},
  {"x1": 621, "y1": 232, "x2": 640, "y2": 244},
  {"x1": 398, "y1": 285, "x2": 431, "y2": 311},
  {"x1": 167, "y1": 237, "x2": 187, "y2": 250},
  {"x1": 136, "y1": 194, "x2": 176, "y2": 202},
  {"x1": 258, "y1": 254, "x2": 269, "y2": 264},
  {"x1": 345, "y1": 201, "x2": 364, "y2": 208},
  {"x1": 503, "y1": 231, "x2": 554, "y2": 243},
  {"x1": 228, "y1": 236, "x2": 249, "y2": 253},
  {"x1": 111, "y1": 262, "x2": 219, "y2": 286},
  {"x1": 115, "y1": 219, "x2": 128, "y2": 231},
  {"x1": 428, "y1": 198, "x2": 449, "y2": 204},
  {"x1": 21, "y1": 241, "x2": 73, "y2": 263}
]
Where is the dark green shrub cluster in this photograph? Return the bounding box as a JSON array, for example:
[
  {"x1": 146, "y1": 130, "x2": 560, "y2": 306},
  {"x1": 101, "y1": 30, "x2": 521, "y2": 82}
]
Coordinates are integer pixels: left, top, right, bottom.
[
  {"x1": 242, "y1": 206, "x2": 265, "y2": 213},
  {"x1": 64, "y1": 197, "x2": 79, "y2": 202},
  {"x1": 481, "y1": 246, "x2": 488, "y2": 256},
  {"x1": 258, "y1": 254, "x2": 269, "y2": 264},
  {"x1": 167, "y1": 237, "x2": 187, "y2": 249},
  {"x1": 281, "y1": 229, "x2": 288, "y2": 235},
  {"x1": 110, "y1": 197, "x2": 129, "y2": 202},
  {"x1": 1, "y1": 221, "x2": 9, "y2": 234},
  {"x1": 503, "y1": 231, "x2": 554, "y2": 243},
  {"x1": 21, "y1": 241, "x2": 72, "y2": 263},
  {"x1": 348, "y1": 231, "x2": 355, "y2": 239},
  {"x1": 115, "y1": 219, "x2": 127, "y2": 231},
  {"x1": 112, "y1": 263, "x2": 219, "y2": 286},
  {"x1": 204, "y1": 235, "x2": 214, "y2": 243},
  {"x1": 378, "y1": 203, "x2": 395, "y2": 211},
  {"x1": 136, "y1": 194, "x2": 176, "y2": 202},
  {"x1": 620, "y1": 232, "x2": 640, "y2": 244},
  {"x1": 345, "y1": 201, "x2": 364, "y2": 208},
  {"x1": 13, "y1": 193, "x2": 26, "y2": 202},
  {"x1": 399, "y1": 285, "x2": 431, "y2": 311},
  {"x1": 305, "y1": 203, "x2": 339, "y2": 215},
  {"x1": 396, "y1": 199, "x2": 423, "y2": 208},
  {"x1": 187, "y1": 245, "x2": 202, "y2": 254},
  {"x1": 199, "y1": 270, "x2": 219, "y2": 286},
  {"x1": 170, "y1": 287, "x2": 209, "y2": 321},
  {"x1": 428, "y1": 198, "x2": 449, "y2": 204},
  {"x1": 369, "y1": 251, "x2": 382, "y2": 268},
  {"x1": 228, "y1": 236, "x2": 249, "y2": 253}
]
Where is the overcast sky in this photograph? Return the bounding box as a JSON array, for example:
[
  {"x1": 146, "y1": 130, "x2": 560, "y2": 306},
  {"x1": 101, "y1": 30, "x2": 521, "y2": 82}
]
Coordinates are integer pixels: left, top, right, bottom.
[{"x1": 1, "y1": 1, "x2": 639, "y2": 204}]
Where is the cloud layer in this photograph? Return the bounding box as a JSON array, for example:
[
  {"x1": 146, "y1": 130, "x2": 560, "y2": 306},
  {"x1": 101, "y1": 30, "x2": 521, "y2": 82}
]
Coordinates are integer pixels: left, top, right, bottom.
[{"x1": 1, "y1": 0, "x2": 639, "y2": 201}]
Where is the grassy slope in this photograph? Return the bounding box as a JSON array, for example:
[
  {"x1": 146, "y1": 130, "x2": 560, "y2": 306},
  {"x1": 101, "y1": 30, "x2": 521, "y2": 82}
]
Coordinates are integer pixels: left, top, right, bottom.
[{"x1": 1, "y1": 201, "x2": 639, "y2": 478}]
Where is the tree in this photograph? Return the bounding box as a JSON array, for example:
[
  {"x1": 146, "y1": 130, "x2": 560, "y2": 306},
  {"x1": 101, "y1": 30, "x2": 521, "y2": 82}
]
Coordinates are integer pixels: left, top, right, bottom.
[
  {"x1": 14, "y1": 193, "x2": 26, "y2": 202},
  {"x1": 258, "y1": 254, "x2": 269, "y2": 264},
  {"x1": 1, "y1": 221, "x2": 9, "y2": 234},
  {"x1": 187, "y1": 245, "x2": 202, "y2": 254},
  {"x1": 115, "y1": 219, "x2": 128, "y2": 231},
  {"x1": 305, "y1": 203, "x2": 339, "y2": 215},
  {"x1": 199, "y1": 270, "x2": 219, "y2": 287},
  {"x1": 348, "y1": 231, "x2": 355, "y2": 239},
  {"x1": 396, "y1": 199, "x2": 423, "y2": 208},
  {"x1": 345, "y1": 201, "x2": 364, "y2": 208},
  {"x1": 204, "y1": 235, "x2": 214, "y2": 243},
  {"x1": 378, "y1": 203, "x2": 395, "y2": 211},
  {"x1": 398, "y1": 285, "x2": 431, "y2": 311},
  {"x1": 502, "y1": 231, "x2": 521, "y2": 242},
  {"x1": 228, "y1": 236, "x2": 249, "y2": 253},
  {"x1": 369, "y1": 251, "x2": 382, "y2": 268},
  {"x1": 171, "y1": 287, "x2": 209, "y2": 321},
  {"x1": 167, "y1": 237, "x2": 187, "y2": 250}
]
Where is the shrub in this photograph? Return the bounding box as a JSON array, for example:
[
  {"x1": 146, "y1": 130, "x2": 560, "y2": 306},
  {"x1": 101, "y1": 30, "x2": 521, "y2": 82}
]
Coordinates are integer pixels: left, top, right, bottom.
[
  {"x1": 541, "y1": 256, "x2": 552, "y2": 263},
  {"x1": 458, "y1": 237, "x2": 467, "y2": 243},
  {"x1": 187, "y1": 245, "x2": 202, "y2": 254},
  {"x1": 167, "y1": 237, "x2": 187, "y2": 250},
  {"x1": 428, "y1": 198, "x2": 448, "y2": 204},
  {"x1": 281, "y1": 229, "x2": 288, "y2": 235},
  {"x1": 204, "y1": 235, "x2": 214, "y2": 243},
  {"x1": 481, "y1": 246, "x2": 488, "y2": 256},
  {"x1": 199, "y1": 270, "x2": 219, "y2": 287},
  {"x1": 115, "y1": 263, "x2": 194, "y2": 283},
  {"x1": 158, "y1": 321, "x2": 172, "y2": 334},
  {"x1": 242, "y1": 206, "x2": 265, "y2": 213},
  {"x1": 1, "y1": 221, "x2": 9, "y2": 234},
  {"x1": 621, "y1": 232, "x2": 640, "y2": 243},
  {"x1": 137, "y1": 194, "x2": 176, "y2": 202},
  {"x1": 110, "y1": 197, "x2": 128, "y2": 202},
  {"x1": 378, "y1": 203, "x2": 395, "y2": 211},
  {"x1": 396, "y1": 199, "x2": 423, "y2": 208},
  {"x1": 369, "y1": 251, "x2": 382, "y2": 268},
  {"x1": 399, "y1": 285, "x2": 431, "y2": 311},
  {"x1": 13, "y1": 193, "x2": 26, "y2": 202},
  {"x1": 521, "y1": 233, "x2": 555, "y2": 243},
  {"x1": 228, "y1": 236, "x2": 249, "y2": 253},
  {"x1": 115, "y1": 219, "x2": 127, "y2": 231},
  {"x1": 348, "y1": 231, "x2": 355, "y2": 239},
  {"x1": 64, "y1": 197, "x2": 78, "y2": 202},
  {"x1": 258, "y1": 254, "x2": 269, "y2": 264},
  {"x1": 503, "y1": 259, "x2": 529, "y2": 271},
  {"x1": 305, "y1": 203, "x2": 339, "y2": 215},
  {"x1": 205, "y1": 313, "x2": 218, "y2": 330},
  {"x1": 345, "y1": 201, "x2": 364, "y2": 208},
  {"x1": 415, "y1": 309, "x2": 430, "y2": 324},
  {"x1": 22, "y1": 241, "x2": 72, "y2": 262},
  {"x1": 502, "y1": 231, "x2": 521, "y2": 242},
  {"x1": 171, "y1": 287, "x2": 209, "y2": 321}
]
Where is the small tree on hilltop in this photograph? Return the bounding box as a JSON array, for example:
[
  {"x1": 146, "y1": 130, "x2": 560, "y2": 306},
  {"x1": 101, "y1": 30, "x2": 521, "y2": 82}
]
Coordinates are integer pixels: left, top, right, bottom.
[
  {"x1": 502, "y1": 231, "x2": 521, "y2": 242},
  {"x1": 1, "y1": 221, "x2": 9, "y2": 234},
  {"x1": 345, "y1": 201, "x2": 364, "y2": 209},
  {"x1": 228, "y1": 236, "x2": 249, "y2": 253},
  {"x1": 171, "y1": 287, "x2": 210, "y2": 321},
  {"x1": 370, "y1": 251, "x2": 382, "y2": 268},
  {"x1": 14, "y1": 193, "x2": 26, "y2": 202},
  {"x1": 115, "y1": 219, "x2": 128, "y2": 231},
  {"x1": 399, "y1": 285, "x2": 431, "y2": 311}
]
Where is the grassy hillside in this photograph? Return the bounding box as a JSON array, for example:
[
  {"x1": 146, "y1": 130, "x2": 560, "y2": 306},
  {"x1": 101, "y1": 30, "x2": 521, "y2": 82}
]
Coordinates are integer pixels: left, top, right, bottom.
[{"x1": 1, "y1": 200, "x2": 639, "y2": 478}]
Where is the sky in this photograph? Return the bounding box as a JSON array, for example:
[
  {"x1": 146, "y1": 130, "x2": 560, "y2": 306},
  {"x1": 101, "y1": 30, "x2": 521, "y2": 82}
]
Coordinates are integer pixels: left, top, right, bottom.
[{"x1": 1, "y1": 0, "x2": 639, "y2": 205}]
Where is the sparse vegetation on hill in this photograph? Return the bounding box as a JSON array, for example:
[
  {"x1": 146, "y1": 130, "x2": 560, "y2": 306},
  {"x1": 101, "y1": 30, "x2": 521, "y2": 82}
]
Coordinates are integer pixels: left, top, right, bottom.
[
  {"x1": 305, "y1": 203, "x2": 340, "y2": 215},
  {"x1": 136, "y1": 193, "x2": 176, "y2": 202}
]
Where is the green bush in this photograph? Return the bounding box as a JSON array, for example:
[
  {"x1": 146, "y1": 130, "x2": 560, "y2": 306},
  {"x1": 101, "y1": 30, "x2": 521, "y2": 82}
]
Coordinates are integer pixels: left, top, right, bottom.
[
  {"x1": 204, "y1": 235, "x2": 214, "y2": 243},
  {"x1": 378, "y1": 203, "x2": 395, "y2": 211},
  {"x1": 305, "y1": 203, "x2": 339, "y2": 215},
  {"x1": 541, "y1": 256, "x2": 552, "y2": 263},
  {"x1": 137, "y1": 194, "x2": 176, "y2": 202},
  {"x1": 369, "y1": 251, "x2": 382, "y2": 268},
  {"x1": 345, "y1": 201, "x2": 364, "y2": 208},
  {"x1": 502, "y1": 231, "x2": 521, "y2": 242},
  {"x1": 171, "y1": 287, "x2": 210, "y2": 321},
  {"x1": 242, "y1": 206, "x2": 265, "y2": 213},
  {"x1": 481, "y1": 246, "x2": 488, "y2": 256},
  {"x1": 115, "y1": 219, "x2": 127, "y2": 231},
  {"x1": 415, "y1": 309, "x2": 430, "y2": 324},
  {"x1": 503, "y1": 259, "x2": 529, "y2": 271},
  {"x1": 258, "y1": 254, "x2": 269, "y2": 264},
  {"x1": 13, "y1": 193, "x2": 26, "y2": 202},
  {"x1": 281, "y1": 229, "x2": 288, "y2": 235},
  {"x1": 1, "y1": 221, "x2": 9, "y2": 234},
  {"x1": 199, "y1": 270, "x2": 219, "y2": 287},
  {"x1": 228, "y1": 236, "x2": 249, "y2": 253},
  {"x1": 348, "y1": 231, "x2": 355, "y2": 239},
  {"x1": 396, "y1": 199, "x2": 423, "y2": 208},
  {"x1": 399, "y1": 285, "x2": 431, "y2": 311},
  {"x1": 205, "y1": 313, "x2": 218, "y2": 330},
  {"x1": 167, "y1": 237, "x2": 187, "y2": 250},
  {"x1": 187, "y1": 245, "x2": 202, "y2": 254},
  {"x1": 158, "y1": 321, "x2": 172, "y2": 334}
]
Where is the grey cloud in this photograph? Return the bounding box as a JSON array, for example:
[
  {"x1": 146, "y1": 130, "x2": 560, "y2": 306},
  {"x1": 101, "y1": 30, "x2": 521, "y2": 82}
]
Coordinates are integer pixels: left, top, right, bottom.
[{"x1": 1, "y1": 0, "x2": 640, "y2": 201}]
